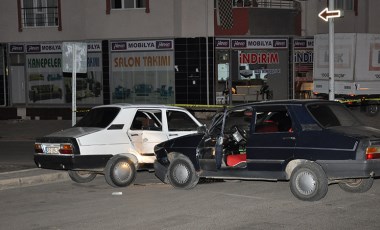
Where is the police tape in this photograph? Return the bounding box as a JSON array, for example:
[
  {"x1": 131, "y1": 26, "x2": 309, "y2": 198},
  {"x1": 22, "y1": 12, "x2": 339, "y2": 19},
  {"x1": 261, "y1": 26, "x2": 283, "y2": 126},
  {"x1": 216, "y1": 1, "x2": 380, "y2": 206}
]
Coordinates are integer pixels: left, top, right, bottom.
[
  {"x1": 168, "y1": 104, "x2": 228, "y2": 109},
  {"x1": 73, "y1": 109, "x2": 91, "y2": 113},
  {"x1": 337, "y1": 98, "x2": 380, "y2": 104}
]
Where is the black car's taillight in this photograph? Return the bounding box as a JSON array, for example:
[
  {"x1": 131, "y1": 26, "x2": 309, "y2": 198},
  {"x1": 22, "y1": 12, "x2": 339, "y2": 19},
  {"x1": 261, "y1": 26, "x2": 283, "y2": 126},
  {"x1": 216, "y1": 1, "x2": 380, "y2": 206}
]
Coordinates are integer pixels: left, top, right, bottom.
[{"x1": 366, "y1": 146, "x2": 380, "y2": 160}]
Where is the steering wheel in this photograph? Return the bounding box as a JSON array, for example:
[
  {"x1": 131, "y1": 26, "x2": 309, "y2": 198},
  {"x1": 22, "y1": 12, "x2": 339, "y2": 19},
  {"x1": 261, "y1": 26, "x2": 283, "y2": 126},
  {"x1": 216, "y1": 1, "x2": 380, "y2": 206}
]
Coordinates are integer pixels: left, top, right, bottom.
[{"x1": 231, "y1": 125, "x2": 248, "y2": 143}]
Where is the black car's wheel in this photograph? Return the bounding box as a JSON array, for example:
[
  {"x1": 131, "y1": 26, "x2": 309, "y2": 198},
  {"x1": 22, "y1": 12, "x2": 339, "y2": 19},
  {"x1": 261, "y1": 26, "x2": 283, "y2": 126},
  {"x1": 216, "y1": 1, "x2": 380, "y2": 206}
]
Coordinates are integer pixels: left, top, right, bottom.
[
  {"x1": 290, "y1": 163, "x2": 328, "y2": 201},
  {"x1": 168, "y1": 155, "x2": 199, "y2": 189},
  {"x1": 338, "y1": 177, "x2": 374, "y2": 193},
  {"x1": 68, "y1": 170, "x2": 97, "y2": 183},
  {"x1": 104, "y1": 155, "x2": 136, "y2": 187}
]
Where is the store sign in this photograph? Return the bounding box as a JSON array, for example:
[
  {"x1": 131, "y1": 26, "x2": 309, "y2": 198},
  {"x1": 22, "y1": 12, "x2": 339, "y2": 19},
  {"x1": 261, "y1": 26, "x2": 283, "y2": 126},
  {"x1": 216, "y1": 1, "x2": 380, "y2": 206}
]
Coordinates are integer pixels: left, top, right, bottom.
[
  {"x1": 294, "y1": 39, "x2": 314, "y2": 49},
  {"x1": 9, "y1": 44, "x2": 24, "y2": 53},
  {"x1": 215, "y1": 39, "x2": 230, "y2": 49},
  {"x1": 111, "y1": 40, "x2": 174, "y2": 52},
  {"x1": 231, "y1": 38, "x2": 288, "y2": 49},
  {"x1": 112, "y1": 52, "x2": 173, "y2": 71},
  {"x1": 294, "y1": 51, "x2": 314, "y2": 64},
  {"x1": 240, "y1": 52, "x2": 280, "y2": 64}
]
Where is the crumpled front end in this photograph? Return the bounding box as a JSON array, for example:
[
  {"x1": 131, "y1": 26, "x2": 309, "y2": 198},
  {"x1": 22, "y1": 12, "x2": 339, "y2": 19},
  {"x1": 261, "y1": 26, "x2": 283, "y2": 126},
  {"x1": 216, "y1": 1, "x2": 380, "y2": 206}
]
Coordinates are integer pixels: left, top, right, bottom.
[{"x1": 153, "y1": 144, "x2": 170, "y2": 183}]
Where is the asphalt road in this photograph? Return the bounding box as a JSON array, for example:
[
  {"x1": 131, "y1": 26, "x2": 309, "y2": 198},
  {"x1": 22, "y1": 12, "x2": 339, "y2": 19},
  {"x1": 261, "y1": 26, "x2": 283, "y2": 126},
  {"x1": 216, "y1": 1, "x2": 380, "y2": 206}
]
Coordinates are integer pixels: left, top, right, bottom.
[
  {"x1": 0, "y1": 141, "x2": 35, "y2": 172},
  {"x1": 1, "y1": 171, "x2": 380, "y2": 230}
]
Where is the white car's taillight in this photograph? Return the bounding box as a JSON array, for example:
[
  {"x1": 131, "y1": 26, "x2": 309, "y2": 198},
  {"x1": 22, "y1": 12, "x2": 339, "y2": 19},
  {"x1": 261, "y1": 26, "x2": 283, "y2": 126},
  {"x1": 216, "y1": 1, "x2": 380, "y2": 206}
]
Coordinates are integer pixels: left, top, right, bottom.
[
  {"x1": 59, "y1": 144, "x2": 74, "y2": 155},
  {"x1": 34, "y1": 143, "x2": 43, "y2": 153}
]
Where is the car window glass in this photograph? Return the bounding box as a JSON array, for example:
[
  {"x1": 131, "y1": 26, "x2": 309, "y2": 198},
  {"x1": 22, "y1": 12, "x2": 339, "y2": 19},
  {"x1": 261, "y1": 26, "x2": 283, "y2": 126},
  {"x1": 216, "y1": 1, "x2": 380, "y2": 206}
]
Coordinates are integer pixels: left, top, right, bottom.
[
  {"x1": 307, "y1": 103, "x2": 361, "y2": 128},
  {"x1": 167, "y1": 110, "x2": 198, "y2": 131},
  {"x1": 223, "y1": 108, "x2": 252, "y2": 134},
  {"x1": 75, "y1": 107, "x2": 120, "y2": 128},
  {"x1": 255, "y1": 108, "x2": 292, "y2": 133},
  {"x1": 130, "y1": 110, "x2": 162, "y2": 131}
]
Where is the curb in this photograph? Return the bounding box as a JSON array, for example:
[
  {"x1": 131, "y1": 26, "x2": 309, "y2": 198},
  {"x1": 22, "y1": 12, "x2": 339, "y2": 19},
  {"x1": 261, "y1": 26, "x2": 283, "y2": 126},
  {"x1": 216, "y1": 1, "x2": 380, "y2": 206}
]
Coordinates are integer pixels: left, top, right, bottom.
[{"x1": 0, "y1": 169, "x2": 70, "y2": 191}]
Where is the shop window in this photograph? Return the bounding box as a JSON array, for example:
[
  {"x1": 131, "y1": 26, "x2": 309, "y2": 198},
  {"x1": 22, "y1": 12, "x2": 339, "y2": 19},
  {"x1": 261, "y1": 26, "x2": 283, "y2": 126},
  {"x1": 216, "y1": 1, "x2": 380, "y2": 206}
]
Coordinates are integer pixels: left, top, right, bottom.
[
  {"x1": 21, "y1": 0, "x2": 59, "y2": 28},
  {"x1": 233, "y1": 0, "x2": 256, "y2": 8},
  {"x1": 333, "y1": 0, "x2": 354, "y2": 11},
  {"x1": 112, "y1": 0, "x2": 146, "y2": 9}
]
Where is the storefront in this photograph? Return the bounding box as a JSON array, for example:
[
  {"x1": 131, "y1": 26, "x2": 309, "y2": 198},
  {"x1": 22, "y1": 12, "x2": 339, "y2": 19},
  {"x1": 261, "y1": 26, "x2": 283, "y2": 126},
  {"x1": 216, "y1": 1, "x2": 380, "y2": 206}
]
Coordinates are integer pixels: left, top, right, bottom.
[
  {"x1": 8, "y1": 41, "x2": 103, "y2": 105},
  {"x1": 109, "y1": 39, "x2": 175, "y2": 104},
  {"x1": 0, "y1": 44, "x2": 5, "y2": 106},
  {"x1": 293, "y1": 38, "x2": 314, "y2": 99},
  {"x1": 215, "y1": 37, "x2": 290, "y2": 104}
]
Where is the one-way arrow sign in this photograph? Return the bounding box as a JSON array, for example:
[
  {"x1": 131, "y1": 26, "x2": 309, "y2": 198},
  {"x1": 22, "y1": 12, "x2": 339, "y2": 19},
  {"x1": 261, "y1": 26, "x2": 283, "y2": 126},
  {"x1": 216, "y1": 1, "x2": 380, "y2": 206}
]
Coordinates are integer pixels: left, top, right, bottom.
[{"x1": 318, "y1": 8, "x2": 341, "y2": 21}]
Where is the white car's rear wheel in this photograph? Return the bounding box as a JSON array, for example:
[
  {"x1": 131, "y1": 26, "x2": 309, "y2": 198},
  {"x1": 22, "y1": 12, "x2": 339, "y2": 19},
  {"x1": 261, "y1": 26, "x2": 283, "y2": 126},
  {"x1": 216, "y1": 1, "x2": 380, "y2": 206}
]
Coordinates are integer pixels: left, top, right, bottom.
[
  {"x1": 68, "y1": 170, "x2": 97, "y2": 183},
  {"x1": 104, "y1": 156, "x2": 136, "y2": 187}
]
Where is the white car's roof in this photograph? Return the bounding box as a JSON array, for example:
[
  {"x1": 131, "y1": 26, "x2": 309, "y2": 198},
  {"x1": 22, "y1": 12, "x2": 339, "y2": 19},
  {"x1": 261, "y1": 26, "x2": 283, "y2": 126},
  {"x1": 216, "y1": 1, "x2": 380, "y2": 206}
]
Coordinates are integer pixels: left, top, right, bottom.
[{"x1": 92, "y1": 103, "x2": 188, "y2": 111}]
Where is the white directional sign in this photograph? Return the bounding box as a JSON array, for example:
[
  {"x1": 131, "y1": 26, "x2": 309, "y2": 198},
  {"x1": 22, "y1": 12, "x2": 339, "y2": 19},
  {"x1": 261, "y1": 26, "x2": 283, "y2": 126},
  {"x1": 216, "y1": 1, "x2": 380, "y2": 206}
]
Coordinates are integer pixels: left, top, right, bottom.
[
  {"x1": 318, "y1": 8, "x2": 341, "y2": 21},
  {"x1": 62, "y1": 42, "x2": 87, "y2": 73}
]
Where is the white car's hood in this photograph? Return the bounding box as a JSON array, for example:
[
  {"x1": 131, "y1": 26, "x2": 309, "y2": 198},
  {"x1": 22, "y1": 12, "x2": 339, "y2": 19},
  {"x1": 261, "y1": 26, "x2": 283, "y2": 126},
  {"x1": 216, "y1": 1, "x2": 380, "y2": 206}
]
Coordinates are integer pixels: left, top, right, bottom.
[{"x1": 46, "y1": 127, "x2": 103, "y2": 138}]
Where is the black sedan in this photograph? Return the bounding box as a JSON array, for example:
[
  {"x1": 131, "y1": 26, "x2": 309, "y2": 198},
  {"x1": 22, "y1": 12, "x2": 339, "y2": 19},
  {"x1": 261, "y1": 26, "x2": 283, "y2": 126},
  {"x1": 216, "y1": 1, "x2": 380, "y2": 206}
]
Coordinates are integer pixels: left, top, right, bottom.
[{"x1": 154, "y1": 100, "x2": 380, "y2": 201}]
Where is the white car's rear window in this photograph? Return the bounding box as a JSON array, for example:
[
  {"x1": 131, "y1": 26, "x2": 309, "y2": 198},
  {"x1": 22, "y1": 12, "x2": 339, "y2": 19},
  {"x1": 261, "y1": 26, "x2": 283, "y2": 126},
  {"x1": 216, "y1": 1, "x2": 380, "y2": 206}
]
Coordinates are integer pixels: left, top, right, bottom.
[{"x1": 75, "y1": 107, "x2": 120, "y2": 128}]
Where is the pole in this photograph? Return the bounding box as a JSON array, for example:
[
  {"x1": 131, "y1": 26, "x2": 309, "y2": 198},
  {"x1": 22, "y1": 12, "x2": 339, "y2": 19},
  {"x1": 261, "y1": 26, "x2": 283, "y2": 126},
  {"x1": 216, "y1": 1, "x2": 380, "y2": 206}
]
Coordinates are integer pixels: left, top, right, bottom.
[
  {"x1": 72, "y1": 45, "x2": 77, "y2": 126},
  {"x1": 205, "y1": 0, "x2": 209, "y2": 105},
  {"x1": 328, "y1": 1, "x2": 335, "y2": 101}
]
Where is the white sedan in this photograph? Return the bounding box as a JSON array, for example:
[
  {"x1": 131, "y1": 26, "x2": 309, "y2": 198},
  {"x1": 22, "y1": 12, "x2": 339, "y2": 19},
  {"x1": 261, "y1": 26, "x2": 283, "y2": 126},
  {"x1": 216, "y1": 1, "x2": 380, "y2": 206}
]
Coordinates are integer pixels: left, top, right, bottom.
[{"x1": 34, "y1": 104, "x2": 202, "y2": 187}]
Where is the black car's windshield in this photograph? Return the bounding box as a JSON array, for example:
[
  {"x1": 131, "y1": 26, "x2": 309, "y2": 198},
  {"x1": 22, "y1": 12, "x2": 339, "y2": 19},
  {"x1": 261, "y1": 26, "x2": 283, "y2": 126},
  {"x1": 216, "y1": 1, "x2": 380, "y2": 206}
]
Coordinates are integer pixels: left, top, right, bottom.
[
  {"x1": 307, "y1": 103, "x2": 362, "y2": 128},
  {"x1": 75, "y1": 107, "x2": 120, "y2": 128}
]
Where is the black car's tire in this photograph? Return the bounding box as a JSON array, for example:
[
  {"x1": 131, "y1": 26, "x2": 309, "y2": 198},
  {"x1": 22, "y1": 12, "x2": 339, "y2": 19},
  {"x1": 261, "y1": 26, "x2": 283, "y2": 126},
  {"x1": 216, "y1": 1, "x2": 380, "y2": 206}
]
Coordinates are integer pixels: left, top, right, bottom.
[
  {"x1": 68, "y1": 170, "x2": 97, "y2": 183},
  {"x1": 290, "y1": 162, "x2": 328, "y2": 201},
  {"x1": 338, "y1": 177, "x2": 374, "y2": 193},
  {"x1": 104, "y1": 156, "x2": 136, "y2": 187},
  {"x1": 168, "y1": 155, "x2": 199, "y2": 189}
]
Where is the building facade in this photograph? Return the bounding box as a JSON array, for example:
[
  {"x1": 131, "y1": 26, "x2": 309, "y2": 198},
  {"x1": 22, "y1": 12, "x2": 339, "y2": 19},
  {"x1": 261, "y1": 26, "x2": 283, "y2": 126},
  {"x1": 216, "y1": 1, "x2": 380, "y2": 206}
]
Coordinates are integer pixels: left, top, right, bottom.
[{"x1": 0, "y1": 0, "x2": 379, "y2": 119}]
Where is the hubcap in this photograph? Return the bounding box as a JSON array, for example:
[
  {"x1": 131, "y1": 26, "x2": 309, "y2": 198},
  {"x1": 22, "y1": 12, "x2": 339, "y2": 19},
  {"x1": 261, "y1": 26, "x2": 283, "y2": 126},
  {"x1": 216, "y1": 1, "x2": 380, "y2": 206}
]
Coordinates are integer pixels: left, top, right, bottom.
[
  {"x1": 369, "y1": 105, "x2": 378, "y2": 114},
  {"x1": 173, "y1": 163, "x2": 190, "y2": 184},
  {"x1": 114, "y1": 161, "x2": 132, "y2": 182},
  {"x1": 77, "y1": 171, "x2": 92, "y2": 178},
  {"x1": 346, "y1": 179, "x2": 362, "y2": 187},
  {"x1": 296, "y1": 171, "x2": 316, "y2": 195}
]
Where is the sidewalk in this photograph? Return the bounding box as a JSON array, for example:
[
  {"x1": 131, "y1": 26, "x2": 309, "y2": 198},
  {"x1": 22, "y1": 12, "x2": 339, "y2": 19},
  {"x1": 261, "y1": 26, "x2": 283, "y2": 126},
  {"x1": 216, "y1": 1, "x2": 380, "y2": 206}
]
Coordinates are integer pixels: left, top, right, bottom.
[{"x1": 0, "y1": 119, "x2": 72, "y2": 190}]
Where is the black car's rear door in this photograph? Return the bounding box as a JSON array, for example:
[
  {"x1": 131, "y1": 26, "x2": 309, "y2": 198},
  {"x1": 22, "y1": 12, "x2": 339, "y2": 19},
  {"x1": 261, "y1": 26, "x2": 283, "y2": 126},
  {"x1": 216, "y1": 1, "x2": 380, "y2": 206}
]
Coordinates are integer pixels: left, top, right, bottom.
[{"x1": 246, "y1": 105, "x2": 296, "y2": 174}]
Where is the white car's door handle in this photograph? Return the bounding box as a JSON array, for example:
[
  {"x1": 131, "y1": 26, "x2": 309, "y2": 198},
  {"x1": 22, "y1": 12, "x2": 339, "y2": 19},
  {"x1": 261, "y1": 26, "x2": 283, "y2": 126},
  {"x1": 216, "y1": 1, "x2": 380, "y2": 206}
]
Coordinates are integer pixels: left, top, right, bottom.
[
  {"x1": 130, "y1": 134, "x2": 139, "y2": 136},
  {"x1": 169, "y1": 134, "x2": 178, "y2": 136}
]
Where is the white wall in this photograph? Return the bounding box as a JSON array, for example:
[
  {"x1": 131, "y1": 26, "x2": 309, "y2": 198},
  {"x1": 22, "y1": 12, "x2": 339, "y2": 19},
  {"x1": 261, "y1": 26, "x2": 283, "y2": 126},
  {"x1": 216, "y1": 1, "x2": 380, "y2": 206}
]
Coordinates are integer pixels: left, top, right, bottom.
[
  {"x1": 301, "y1": 0, "x2": 380, "y2": 36},
  {"x1": 0, "y1": 0, "x2": 86, "y2": 42},
  {"x1": 0, "y1": 0, "x2": 214, "y2": 43}
]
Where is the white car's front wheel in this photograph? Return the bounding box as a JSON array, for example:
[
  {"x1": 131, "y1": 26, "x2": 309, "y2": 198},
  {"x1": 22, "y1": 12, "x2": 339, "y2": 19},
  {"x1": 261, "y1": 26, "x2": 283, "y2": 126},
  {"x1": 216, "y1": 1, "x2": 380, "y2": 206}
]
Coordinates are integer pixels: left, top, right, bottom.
[{"x1": 104, "y1": 156, "x2": 136, "y2": 187}]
